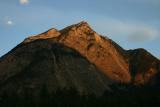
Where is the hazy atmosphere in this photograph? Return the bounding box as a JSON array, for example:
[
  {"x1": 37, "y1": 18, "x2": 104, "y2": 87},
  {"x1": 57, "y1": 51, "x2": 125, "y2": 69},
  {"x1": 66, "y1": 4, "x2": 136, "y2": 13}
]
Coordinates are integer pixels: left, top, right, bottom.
[{"x1": 0, "y1": 0, "x2": 160, "y2": 57}]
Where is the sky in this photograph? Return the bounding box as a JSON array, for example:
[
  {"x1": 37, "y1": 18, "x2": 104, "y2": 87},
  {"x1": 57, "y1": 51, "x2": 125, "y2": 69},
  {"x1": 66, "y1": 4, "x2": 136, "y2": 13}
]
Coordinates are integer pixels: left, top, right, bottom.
[{"x1": 0, "y1": 0, "x2": 160, "y2": 58}]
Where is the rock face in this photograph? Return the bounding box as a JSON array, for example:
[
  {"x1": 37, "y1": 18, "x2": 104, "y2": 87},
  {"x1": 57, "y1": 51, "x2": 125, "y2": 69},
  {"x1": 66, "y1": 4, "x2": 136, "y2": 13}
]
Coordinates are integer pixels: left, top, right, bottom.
[
  {"x1": 0, "y1": 21, "x2": 160, "y2": 96},
  {"x1": 55, "y1": 22, "x2": 130, "y2": 83}
]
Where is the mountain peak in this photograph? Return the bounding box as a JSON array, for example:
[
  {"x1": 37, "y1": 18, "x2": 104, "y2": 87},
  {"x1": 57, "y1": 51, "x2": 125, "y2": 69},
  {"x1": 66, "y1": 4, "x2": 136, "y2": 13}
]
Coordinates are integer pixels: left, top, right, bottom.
[
  {"x1": 60, "y1": 21, "x2": 95, "y2": 35},
  {"x1": 76, "y1": 21, "x2": 90, "y2": 27},
  {"x1": 22, "y1": 21, "x2": 92, "y2": 44},
  {"x1": 46, "y1": 28, "x2": 60, "y2": 36},
  {"x1": 23, "y1": 28, "x2": 60, "y2": 44},
  {"x1": 73, "y1": 21, "x2": 92, "y2": 31},
  {"x1": 59, "y1": 21, "x2": 104, "y2": 43}
]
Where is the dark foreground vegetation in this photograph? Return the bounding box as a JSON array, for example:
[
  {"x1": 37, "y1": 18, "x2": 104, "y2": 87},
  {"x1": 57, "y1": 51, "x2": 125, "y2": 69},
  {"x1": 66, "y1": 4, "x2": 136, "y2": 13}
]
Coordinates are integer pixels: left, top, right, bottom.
[{"x1": 0, "y1": 84, "x2": 160, "y2": 107}]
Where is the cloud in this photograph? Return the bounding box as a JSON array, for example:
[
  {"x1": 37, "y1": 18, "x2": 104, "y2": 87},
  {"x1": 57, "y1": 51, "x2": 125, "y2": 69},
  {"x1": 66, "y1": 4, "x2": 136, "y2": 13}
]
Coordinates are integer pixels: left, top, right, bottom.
[
  {"x1": 93, "y1": 18, "x2": 158, "y2": 42},
  {"x1": 19, "y1": 0, "x2": 29, "y2": 5},
  {"x1": 2, "y1": 16, "x2": 14, "y2": 26},
  {"x1": 127, "y1": 27, "x2": 157, "y2": 42},
  {"x1": 6, "y1": 20, "x2": 14, "y2": 25}
]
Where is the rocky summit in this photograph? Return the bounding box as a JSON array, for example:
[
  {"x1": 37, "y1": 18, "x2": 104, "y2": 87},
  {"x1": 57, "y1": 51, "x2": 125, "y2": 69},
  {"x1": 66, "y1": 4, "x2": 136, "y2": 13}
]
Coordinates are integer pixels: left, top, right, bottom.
[{"x1": 0, "y1": 21, "x2": 160, "y2": 96}]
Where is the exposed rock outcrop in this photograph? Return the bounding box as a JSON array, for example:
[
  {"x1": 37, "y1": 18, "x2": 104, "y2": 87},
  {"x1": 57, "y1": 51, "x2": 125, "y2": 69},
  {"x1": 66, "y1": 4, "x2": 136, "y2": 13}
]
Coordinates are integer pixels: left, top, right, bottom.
[{"x1": 23, "y1": 28, "x2": 60, "y2": 44}]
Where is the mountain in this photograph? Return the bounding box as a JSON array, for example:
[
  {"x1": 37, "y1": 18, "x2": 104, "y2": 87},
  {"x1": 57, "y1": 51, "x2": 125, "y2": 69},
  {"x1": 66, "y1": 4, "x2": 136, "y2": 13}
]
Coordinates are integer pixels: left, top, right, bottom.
[
  {"x1": 23, "y1": 21, "x2": 160, "y2": 85},
  {"x1": 0, "y1": 21, "x2": 160, "y2": 96}
]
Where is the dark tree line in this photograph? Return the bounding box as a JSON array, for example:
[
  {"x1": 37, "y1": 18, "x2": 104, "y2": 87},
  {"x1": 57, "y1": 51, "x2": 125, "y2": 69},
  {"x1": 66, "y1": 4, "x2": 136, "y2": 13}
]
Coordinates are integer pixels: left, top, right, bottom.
[{"x1": 0, "y1": 84, "x2": 160, "y2": 107}]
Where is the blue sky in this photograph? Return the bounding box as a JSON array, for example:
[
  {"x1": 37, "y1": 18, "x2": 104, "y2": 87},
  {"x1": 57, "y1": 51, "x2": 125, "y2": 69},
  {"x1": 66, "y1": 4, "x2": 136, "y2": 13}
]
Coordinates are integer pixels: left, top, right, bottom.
[{"x1": 0, "y1": 0, "x2": 160, "y2": 58}]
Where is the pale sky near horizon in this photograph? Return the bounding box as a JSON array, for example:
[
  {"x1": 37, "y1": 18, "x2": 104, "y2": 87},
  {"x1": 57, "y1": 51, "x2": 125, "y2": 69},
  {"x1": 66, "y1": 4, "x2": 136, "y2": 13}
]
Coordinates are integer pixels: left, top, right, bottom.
[{"x1": 0, "y1": 0, "x2": 160, "y2": 58}]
